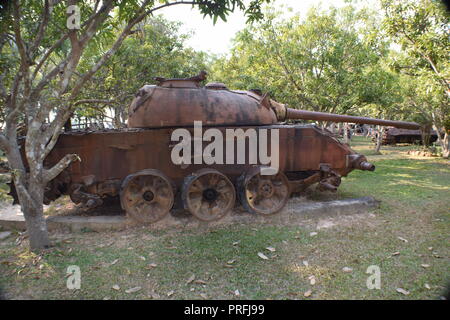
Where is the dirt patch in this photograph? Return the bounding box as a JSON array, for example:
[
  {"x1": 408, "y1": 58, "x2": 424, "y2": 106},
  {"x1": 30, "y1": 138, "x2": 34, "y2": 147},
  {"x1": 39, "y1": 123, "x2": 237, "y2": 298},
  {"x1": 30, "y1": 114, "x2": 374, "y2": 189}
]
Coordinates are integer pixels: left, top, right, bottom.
[
  {"x1": 315, "y1": 212, "x2": 378, "y2": 230},
  {"x1": 407, "y1": 150, "x2": 438, "y2": 157}
]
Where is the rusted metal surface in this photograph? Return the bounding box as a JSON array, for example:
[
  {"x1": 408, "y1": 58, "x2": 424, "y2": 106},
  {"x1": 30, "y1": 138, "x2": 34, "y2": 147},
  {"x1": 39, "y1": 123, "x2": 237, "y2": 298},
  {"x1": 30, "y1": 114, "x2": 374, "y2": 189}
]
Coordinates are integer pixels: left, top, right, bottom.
[
  {"x1": 45, "y1": 125, "x2": 358, "y2": 186},
  {"x1": 181, "y1": 168, "x2": 236, "y2": 221},
  {"x1": 379, "y1": 127, "x2": 438, "y2": 145},
  {"x1": 127, "y1": 79, "x2": 277, "y2": 128},
  {"x1": 285, "y1": 109, "x2": 421, "y2": 130},
  {"x1": 317, "y1": 163, "x2": 341, "y2": 192},
  {"x1": 15, "y1": 71, "x2": 428, "y2": 223},
  {"x1": 237, "y1": 167, "x2": 290, "y2": 215},
  {"x1": 41, "y1": 123, "x2": 364, "y2": 220},
  {"x1": 120, "y1": 169, "x2": 174, "y2": 223}
]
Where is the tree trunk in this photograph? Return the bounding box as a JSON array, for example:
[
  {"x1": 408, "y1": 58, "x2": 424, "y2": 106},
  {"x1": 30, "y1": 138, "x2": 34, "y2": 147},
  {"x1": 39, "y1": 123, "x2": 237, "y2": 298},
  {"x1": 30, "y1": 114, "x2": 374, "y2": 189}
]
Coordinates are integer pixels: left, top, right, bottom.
[
  {"x1": 64, "y1": 118, "x2": 72, "y2": 132},
  {"x1": 114, "y1": 105, "x2": 123, "y2": 128},
  {"x1": 420, "y1": 124, "x2": 432, "y2": 147},
  {"x1": 4, "y1": 129, "x2": 55, "y2": 251},
  {"x1": 363, "y1": 125, "x2": 369, "y2": 137},
  {"x1": 343, "y1": 123, "x2": 350, "y2": 144},
  {"x1": 433, "y1": 124, "x2": 449, "y2": 158},
  {"x1": 374, "y1": 126, "x2": 384, "y2": 154},
  {"x1": 7, "y1": 147, "x2": 50, "y2": 251},
  {"x1": 22, "y1": 199, "x2": 51, "y2": 250},
  {"x1": 22, "y1": 177, "x2": 50, "y2": 250},
  {"x1": 329, "y1": 123, "x2": 336, "y2": 134},
  {"x1": 444, "y1": 132, "x2": 450, "y2": 158}
]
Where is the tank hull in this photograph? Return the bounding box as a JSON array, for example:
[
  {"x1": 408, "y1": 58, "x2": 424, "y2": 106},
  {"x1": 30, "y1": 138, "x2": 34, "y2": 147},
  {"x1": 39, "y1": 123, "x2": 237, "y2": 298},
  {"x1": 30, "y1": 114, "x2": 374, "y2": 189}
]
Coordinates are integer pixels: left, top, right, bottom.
[
  {"x1": 41, "y1": 124, "x2": 364, "y2": 206},
  {"x1": 380, "y1": 128, "x2": 438, "y2": 145}
]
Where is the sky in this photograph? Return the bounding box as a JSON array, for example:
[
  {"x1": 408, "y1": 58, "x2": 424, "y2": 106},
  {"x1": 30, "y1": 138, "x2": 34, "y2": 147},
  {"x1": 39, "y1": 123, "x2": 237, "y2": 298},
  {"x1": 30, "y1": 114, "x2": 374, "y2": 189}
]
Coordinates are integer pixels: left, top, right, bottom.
[{"x1": 155, "y1": 0, "x2": 378, "y2": 55}]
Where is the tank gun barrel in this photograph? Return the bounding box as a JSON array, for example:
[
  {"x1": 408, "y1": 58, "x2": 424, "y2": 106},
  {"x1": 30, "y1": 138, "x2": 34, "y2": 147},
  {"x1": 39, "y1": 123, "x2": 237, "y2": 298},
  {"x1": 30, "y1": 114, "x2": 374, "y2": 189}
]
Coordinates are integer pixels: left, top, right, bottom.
[{"x1": 284, "y1": 108, "x2": 421, "y2": 130}]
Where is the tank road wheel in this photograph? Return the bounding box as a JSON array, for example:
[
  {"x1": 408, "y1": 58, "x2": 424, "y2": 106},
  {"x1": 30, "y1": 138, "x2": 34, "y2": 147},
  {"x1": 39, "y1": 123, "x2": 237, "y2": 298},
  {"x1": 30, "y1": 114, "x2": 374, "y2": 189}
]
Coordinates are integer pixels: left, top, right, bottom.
[
  {"x1": 182, "y1": 169, "x2": 236, "y2": 222},
  {"x1": 237, "y1": 167, "x2": 290, "y2": 215},
  {"x1": 120, "y1": 169, "x2": 175, "y2": 224}
]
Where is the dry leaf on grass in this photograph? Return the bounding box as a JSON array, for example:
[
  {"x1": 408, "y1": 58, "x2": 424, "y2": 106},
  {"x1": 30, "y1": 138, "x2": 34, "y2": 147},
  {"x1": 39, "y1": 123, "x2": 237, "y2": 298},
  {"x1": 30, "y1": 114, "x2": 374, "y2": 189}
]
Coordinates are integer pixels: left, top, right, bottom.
[
  {"x1": 304, "y1": 290, "x2": 312, "y2": 297},
  {"x1": 396, "y1": 288, "x2": 410, "y2": 295},
  {"x1": 194, "y1": 279, "x2": 207, "y2": 285},
  {"x1": 125, "y1": 287, "x2": 141, "y2": 294},
  {"x1": 342, "y1": 267, "x2": 353, "y2": 273},
  {"x1": 110, "y1": 259, "x2": 119, "y2": 266},
  {"x1": 112, "y1": 285, "x2": 120, "y2": 291},
  {"x1": 258, "y1": 252, "x2": 269, "y2": 260},
  {"x1": 148, "y1": 292, "x2": 160, "y2": 299},
  {"x1": 266, "y1": 247, "x2": 276, "y2": 252}
]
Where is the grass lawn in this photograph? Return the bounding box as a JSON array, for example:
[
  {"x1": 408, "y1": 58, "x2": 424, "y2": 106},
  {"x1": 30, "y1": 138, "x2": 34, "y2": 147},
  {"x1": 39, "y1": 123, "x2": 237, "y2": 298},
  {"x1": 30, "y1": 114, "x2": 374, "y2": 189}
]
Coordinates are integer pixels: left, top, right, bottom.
[{"x1": 0, "y1": 136, "x2": 448, "y2": 300}]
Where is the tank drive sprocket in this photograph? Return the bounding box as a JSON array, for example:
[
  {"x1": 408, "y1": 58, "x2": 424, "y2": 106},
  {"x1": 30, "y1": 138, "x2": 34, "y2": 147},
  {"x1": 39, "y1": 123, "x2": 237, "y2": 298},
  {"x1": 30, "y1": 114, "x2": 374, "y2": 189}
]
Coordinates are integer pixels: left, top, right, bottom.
[{"x1": 237, "y1": 167, "x2": 290, "y2": 215}]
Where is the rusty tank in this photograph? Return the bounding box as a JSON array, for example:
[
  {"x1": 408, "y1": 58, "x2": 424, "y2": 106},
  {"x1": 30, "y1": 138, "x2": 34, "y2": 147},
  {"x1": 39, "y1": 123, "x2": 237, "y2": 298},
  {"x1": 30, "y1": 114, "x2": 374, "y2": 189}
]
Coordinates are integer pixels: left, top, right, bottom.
[
  {"x1": 375, "y1": 127, "x2": 438, "y2": 145},
  {"x1": 16, "y1": 72, "x2": 421, "y2": 223}
]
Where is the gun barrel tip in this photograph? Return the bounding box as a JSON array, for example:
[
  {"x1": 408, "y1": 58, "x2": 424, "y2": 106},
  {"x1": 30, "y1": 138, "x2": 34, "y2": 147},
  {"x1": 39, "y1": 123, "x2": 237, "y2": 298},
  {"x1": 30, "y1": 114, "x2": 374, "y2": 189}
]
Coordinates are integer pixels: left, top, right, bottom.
[{"x1": 359, "y1": 161, "x2": 375, "y2": 171}]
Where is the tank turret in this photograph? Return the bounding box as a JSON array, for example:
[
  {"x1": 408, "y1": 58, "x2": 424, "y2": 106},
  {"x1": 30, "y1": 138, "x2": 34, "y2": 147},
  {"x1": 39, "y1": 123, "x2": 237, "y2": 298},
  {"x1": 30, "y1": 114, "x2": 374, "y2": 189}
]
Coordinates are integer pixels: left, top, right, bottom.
[
  {"x1": 128, "y1": 71, "x2": 420, "y2": 131},
  {"x1": 127, "y1": 72, "x2": 277, "y2": 128}
]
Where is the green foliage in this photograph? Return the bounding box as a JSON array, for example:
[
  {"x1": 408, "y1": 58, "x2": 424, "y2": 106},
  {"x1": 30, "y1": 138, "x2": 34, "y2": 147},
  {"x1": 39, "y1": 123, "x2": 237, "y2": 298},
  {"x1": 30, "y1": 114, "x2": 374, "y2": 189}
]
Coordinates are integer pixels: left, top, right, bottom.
[
  {"x1": 381, "y1": 0, "x2": 449, "y2": 130},
  {"x1": 210, "y1": 5, "x2": 403, "y2": 119},
  {"x1": 75, "y1": 16, "x2": 211, "y2": 125}
]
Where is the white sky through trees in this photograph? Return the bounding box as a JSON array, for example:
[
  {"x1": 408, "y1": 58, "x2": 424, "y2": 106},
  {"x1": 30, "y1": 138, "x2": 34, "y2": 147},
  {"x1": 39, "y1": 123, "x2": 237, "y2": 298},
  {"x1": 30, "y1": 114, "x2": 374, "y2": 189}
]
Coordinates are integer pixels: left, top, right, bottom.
[{"x1": 157, "y1": 0, "x2": 380, "y2": 55}]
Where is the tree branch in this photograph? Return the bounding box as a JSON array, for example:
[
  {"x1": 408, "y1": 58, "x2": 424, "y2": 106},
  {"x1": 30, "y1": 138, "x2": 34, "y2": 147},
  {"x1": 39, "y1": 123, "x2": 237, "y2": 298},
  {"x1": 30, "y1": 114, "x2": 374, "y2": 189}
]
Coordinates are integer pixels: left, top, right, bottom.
[
  {"x1": 73, "y1": 99, "x2": 116, "y2": 106},
  {"x1": 40, "y1": 106, "x2": 72, "y2": 161},
  {"x1": 69, "y1": 0, "x2": 196, "y2": 99},
  {"x1": 12, "y1": 0, "x2": 30, "y2": 66},
  {"x1": 42, "y1": 153, "x2": 80, "y2": 183},
  {"x1": 29, "y1": 0, "x2": 51, "y2": 60},
  {"x1": 31, "y1": 0, "x2": 115, "y2": 84}
]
